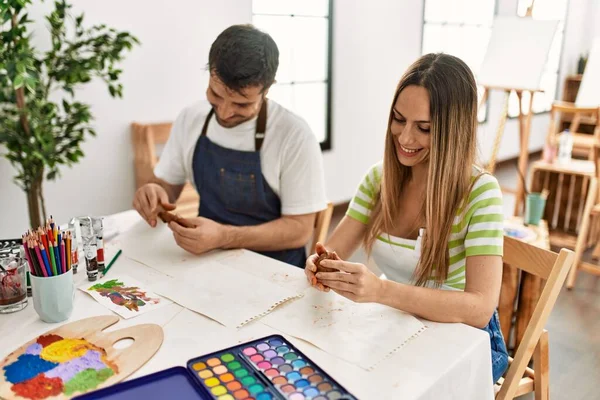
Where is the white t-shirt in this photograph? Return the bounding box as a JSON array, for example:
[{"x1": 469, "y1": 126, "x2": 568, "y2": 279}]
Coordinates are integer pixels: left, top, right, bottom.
[{"x1": 154, "y1": 99, "x2": 328, "y2": 216}]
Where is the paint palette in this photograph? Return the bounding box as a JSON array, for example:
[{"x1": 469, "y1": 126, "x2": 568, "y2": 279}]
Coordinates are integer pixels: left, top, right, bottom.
[
  {"x1": 0, "y1": 316, "x2": 163, "y2": 400},
  {"x1": 188, "y1": 335, "x2": 356, "y2": 400}
]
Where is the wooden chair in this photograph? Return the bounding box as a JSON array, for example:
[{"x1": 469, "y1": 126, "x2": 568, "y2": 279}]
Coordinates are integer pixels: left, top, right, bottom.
[
  {"x1": 530, "y1": 160, "x2": 598, "y2": 288},
  {"x1": 495, "y1": 237, "x2": 574, "y2": 400},
  {"x1": 548, "y1": 38, "x2": 600, "y2": 158},
  {"x1": 575, "y1": 140, "x2": 600, "y2": 275},
  {"x1": 546, "y1": 102, "x2": 600, "y2": 159},
  {"x1": 589, "y1": 141, "x2": 600, "y2": 264},
  {"x1": 131, "y1": 122, "x2": 199, "y2": 217},
  {"x1": 310, "y1": 202, "x2": 334, "y2": 254}
]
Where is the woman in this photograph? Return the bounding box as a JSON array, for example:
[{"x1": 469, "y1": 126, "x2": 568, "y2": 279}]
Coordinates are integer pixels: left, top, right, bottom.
[{"x1": 306, "y1": 53, "x2": 509, "y2": 383}]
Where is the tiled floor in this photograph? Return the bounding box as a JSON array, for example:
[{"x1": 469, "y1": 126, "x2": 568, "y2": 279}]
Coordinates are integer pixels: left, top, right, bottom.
[{"x1": 327, "y1": 159, "x2": 600, "y2": 400}]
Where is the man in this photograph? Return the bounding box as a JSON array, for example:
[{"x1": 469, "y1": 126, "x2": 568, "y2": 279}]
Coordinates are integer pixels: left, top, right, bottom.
[{"x1": 133, "y1": 24, "x2": 327, "y2": 268}]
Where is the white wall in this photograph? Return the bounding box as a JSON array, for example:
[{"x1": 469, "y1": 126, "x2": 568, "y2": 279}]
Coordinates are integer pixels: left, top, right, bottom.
[
  {"x1": 0, "y1": 0, "x2": 597, "y2": 236},
  {"x1": 0, "y1": 0, "x2": 253, "y2": 236},
  {"x1": 323, "y1": 0, "x2": 423, "y2": 203}
]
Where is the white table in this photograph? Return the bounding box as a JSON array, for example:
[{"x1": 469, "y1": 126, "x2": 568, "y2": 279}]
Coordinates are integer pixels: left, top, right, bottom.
[{"x1": 0, "y1": 211, "x2": 494, "y2": 399}]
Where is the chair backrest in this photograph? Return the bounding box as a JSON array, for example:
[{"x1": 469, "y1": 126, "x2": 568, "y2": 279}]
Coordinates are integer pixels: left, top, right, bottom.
[
  {"x1": 310, "y1": 202, "x2": 334, "y2": 254},
  {"x1": 530, "y1": 161, "x2": 598, "y2": 239},
  {"x1": 594, "y1": 140, "x2": 600, "y2": 179},
  {"x1": 496, "y1": 237, "x2": 574, "y2": 399},
  {"x1": 547, "y1": 103, "x2": 600, "y2": 143},
  {"x1": 131, "y1": 122, "x2": 173, "y2": 189},
  {"x1": 131, "y1": 122, "x2": 199, "y2": 217}
]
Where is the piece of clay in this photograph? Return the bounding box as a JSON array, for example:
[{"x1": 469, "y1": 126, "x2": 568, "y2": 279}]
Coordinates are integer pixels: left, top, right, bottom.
[
  {"x1": 157, "y1": 210, "x2": 196, "y2": 228},
  {"x1": 313, "y1": 249, "x2": 337, "y2": 289},
  {"x1": 316, "y1": 250, "x2": 337, "y2": 273}
]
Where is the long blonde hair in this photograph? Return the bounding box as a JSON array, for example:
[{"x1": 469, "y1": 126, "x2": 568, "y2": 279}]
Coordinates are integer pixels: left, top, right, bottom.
[{"x1": 365, "y1": 53, "x2": 478, "y2": 287}]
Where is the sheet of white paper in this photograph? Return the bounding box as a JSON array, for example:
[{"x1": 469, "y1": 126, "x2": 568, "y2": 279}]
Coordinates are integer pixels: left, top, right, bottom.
[
  {"x1": 261, "y1": 289, "x2": 426, "y2": 370},
  {"x1": 220, "y1": 249, "x2": 311, "y2": 293},
  {"x1": 79, "y1": 274, "x2": 172, "y2": 319},
  {"x1": 115, "y1": 221, "x2": 242, "y2": 276},
  {"x1": 152, "y1": 262, "x2": 303, "y2": 328}
]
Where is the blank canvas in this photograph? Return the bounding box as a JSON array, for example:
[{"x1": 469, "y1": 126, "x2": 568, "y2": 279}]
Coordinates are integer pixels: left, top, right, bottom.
[
  {"x1": 576, "y1": 37, "x2": 600, "y2": 107},
  {"x1": 478, "y1": 16, "x2": 559, "y2": 91}
]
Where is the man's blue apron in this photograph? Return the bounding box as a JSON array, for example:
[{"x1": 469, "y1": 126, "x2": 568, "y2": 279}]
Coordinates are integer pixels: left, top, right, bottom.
[{"x1": 191, "y1": 100, "x2": 306, "y2": 267}]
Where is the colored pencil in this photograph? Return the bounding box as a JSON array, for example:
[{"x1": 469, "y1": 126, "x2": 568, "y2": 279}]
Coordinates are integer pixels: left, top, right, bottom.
[
  {"x1": 39, "y1": 228, "x2": 49, "y2": 250},
  {"x1": 53, "y1": 243, "x2": 61, "y2": 275},
  {"x1": 33, "y1": 241, "x2": 44, "y2": 277},
  {"x1": 66, "y1": 233, "x2": 71, "y2": 271},
  {"x1": 57, "y1": 231, "x2": 63, "y2": 273},
  {"x1": 48, "y1": 242, "x2": 57, "y2": 276},
  {"x1": 102, "y1": 249, "x2": 122, "y2": 276},
  {"x1": 33, "y1": 241, "x2": 48, "y2": 277},
  {"x1": 22, "y1": 238, "x2": 35, "y2": 276},
  {"x1": 27, "y1": 240, "x2": 41, "y2": 277},
  {"x1": 40, "y1": 244, "x2": 52, "y2": 276},
  {"x1": 61, "y1": 240, "x2": 66, "y2": 274},
  {"x1": 68, "y1": 232, "x2": 73, "y2": 271},
  {"x1": 26, "y1": 239, "x2": 36, "y2": 276}
]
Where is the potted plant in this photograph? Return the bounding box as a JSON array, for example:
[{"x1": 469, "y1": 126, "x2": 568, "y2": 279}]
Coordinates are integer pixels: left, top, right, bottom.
[{"x1": 0, "y1": 0, "x2": 139, "y2": 228}]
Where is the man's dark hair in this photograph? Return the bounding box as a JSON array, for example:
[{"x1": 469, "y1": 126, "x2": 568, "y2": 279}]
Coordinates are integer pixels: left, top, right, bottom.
[{"x1": 208, "y1": 24, "x2": 279, "y2": 93}]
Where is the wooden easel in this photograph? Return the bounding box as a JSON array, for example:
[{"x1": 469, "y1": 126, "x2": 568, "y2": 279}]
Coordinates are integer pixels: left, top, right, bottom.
[
  {"x1": 480, "y1": 86, "x2": 543, "y2": 216},
  {"x1": 481, "y1": 5, "x2": 550, "y2": 216}
]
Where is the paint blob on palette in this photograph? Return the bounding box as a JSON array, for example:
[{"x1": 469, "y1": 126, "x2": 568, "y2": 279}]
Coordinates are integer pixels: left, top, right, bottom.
[
  {"x1": 188, "y1": 335, "x2": 356, "y2": 400},
  {"x1": 2, "y1": 334, "x2": 118, "y2": 399}
]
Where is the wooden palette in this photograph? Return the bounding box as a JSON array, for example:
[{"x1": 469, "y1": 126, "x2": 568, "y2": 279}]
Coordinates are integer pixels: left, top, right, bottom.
[{"x1": 0, "y1": 315, "x2": 163, "y2": 400}]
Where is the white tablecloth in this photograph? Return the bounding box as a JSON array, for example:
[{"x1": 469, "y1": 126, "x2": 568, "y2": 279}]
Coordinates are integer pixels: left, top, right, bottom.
[{"x1": 0, "y1": 211, "x2": 493, "y2": 399}]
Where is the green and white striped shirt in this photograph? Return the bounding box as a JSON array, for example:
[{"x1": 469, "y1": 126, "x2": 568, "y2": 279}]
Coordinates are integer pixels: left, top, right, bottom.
[{"x1": 347, "y1": 162, "x2": 504, "y2": 291}]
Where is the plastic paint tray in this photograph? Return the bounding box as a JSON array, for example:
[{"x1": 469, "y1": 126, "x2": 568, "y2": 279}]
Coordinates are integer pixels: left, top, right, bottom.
[
  {"x1": 73, "y1": 367, "x2": 209, "y2": 400},
  {"x1": 187, "y1": 334, "x2": 357, "y2": 400}
]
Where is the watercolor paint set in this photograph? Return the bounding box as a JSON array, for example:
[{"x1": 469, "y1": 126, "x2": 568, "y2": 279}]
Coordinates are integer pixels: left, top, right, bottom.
[
  {"x1": 188, "y1": 335, "x2": 356, "y2": 400},
  {"x1": 75, "y1": 335, "x2": 356, "y2": 400}
]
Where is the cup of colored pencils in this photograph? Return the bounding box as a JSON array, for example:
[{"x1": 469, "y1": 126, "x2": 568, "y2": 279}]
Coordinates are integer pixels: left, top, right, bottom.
[{"x1": 23, "y1": 217, "x2": 75, "y2": 323}]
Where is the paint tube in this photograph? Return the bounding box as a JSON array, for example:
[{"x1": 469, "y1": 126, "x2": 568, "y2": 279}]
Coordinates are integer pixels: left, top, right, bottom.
[
  {"x1": 92, "y1": 217, "x2": 105, "y2": 276},
  {"x1": 67, "y1": 219, "x2": 78, "y2": 274},
  {"x1": 80, "y1": 217, "x2": 98, "y2": 281}
]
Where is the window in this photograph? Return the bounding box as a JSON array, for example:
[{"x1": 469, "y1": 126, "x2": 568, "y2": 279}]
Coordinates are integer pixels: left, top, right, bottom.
[
  {"x1": 421, "y1": 0, "x2": 496, "y2": 123},
  {"x1": 508, "y1": 0, "x2": 568, "y2": 117},
  {"x1": 252, "y1": 0, "x2": 333, "y2": 150}
]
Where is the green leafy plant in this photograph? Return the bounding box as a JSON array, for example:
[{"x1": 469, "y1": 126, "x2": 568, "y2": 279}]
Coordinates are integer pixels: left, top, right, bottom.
[{"x1": 0, "y1": 0, "x2": 139, "y2": 228}]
